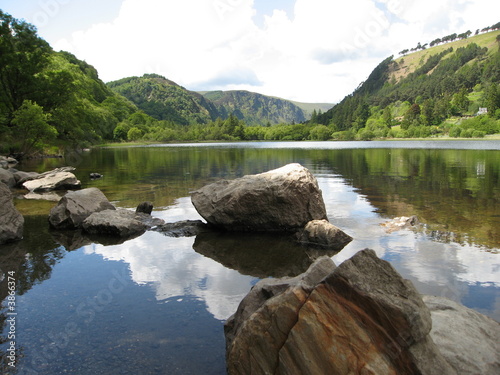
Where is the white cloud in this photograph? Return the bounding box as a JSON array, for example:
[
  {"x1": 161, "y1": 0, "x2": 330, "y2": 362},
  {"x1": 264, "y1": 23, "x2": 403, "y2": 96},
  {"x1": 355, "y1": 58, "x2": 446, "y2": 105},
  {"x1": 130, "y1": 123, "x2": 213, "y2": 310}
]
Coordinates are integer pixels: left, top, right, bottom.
[{"x1": 52, "y1": 0, "x2": 500, "y2": 103}]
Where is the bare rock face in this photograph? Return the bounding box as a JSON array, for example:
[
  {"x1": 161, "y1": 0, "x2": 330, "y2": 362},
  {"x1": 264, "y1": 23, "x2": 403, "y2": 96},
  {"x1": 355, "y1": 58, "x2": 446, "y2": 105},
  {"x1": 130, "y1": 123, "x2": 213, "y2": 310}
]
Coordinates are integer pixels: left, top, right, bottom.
[
  {"x1": 191, "y1": 163, "x2": 327, "y2": 232},
  {"x1": 423, "y1": 295, "x2": 500, "y2": 375},
  {"x1": 48, "y1": 188, "x2": 116, "y2": 229},
  {"x1": 0, "y1": 182, "x2": 24, "y2": 244},
  {"x1": 23, "y1": 167, "x2": 81, "y2": 192},
  {"x1": 0, "y1": 168, "x2": 16, "y2": 188},
  {"x1": 297, "y1": 219, "x2": 352, "y2": 249},
  {"x1": 225, "y1": 249, "x2": 456, "y2": 375}
]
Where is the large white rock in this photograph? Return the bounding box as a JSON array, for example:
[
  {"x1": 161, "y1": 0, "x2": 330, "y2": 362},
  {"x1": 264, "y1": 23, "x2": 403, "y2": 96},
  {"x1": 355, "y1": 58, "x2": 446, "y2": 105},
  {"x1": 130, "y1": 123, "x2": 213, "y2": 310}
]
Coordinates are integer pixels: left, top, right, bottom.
[
  {"x1": 191, "y1": 163, "x2": 327, "y2": 232},
  {"x1": 23, "y1": 167, "x2": 80, "y2": 192}
]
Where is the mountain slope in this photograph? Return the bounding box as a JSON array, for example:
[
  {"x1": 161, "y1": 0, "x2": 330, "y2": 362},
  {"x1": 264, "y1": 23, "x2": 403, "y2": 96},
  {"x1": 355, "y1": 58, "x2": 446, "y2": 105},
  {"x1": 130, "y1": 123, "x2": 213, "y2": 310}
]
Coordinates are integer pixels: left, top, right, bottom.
[
  {"x1": 201, "y1": 90, "x2": 309, "y2": 125},
  {"x1": 317, "y1": 29, "x2": 500, "y2": 135},
  {"x1": 107, "y1": 74, "x2": 220, "y2": 125}
]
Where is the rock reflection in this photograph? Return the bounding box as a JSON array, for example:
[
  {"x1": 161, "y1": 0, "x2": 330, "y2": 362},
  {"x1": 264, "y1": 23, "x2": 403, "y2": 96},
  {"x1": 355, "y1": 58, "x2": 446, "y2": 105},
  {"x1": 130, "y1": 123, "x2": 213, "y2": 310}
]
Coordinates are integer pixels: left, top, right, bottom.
[
  {"x1": 193, "y1": 231, "x2": 339, "y2": 278},
  {"x1": 50, "y1": 228, "x2": 144, "y2": 250}
]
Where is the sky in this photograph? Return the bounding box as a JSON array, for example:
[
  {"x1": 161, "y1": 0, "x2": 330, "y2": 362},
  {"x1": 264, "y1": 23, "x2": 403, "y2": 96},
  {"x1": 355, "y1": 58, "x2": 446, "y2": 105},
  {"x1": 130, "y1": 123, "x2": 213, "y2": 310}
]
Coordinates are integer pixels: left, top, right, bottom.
[{"x1": 2, "y1": 0, "x2": 500, "y2": 103}]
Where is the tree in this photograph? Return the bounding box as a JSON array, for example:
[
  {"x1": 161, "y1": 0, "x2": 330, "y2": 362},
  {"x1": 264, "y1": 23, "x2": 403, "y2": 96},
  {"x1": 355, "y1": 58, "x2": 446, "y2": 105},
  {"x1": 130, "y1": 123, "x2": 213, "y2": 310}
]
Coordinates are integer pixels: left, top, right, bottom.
[
  {"x1": 127, "y1": 127, "x2": 142, "y2": 141},
  {"x1": 0, "y1": 11, "x2": 52, "y2": 117},
  {"x1": 484, "y1": 83, "x2": 500, "y2": 116},
  {"x1": 382, "y1": 106, "x2": 393, "y2": 127},
  {"x1": 452, "y1": 87, "x2": 470, "y2": 114},
  {"x1": 11, "y1": 100, "x2": 56, "y2": 155}
]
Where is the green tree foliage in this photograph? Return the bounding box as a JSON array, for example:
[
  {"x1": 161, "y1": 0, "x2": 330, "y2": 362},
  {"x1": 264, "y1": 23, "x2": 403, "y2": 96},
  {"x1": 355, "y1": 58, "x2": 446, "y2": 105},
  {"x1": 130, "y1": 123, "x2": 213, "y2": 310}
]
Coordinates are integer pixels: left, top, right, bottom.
[
  {"x1": 0, "y1": 11, "x2": 139, "y2": 154},
  {"x1": 11, "y1": 100, "x2": 56, "y2": 154}
]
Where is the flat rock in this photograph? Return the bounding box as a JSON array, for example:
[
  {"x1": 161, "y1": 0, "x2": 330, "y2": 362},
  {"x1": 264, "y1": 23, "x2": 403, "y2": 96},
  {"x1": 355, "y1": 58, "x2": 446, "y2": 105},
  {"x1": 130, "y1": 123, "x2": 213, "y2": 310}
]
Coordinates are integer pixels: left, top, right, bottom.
[
  {"x1": 191, "y1": 163, "x2": 327, "y2": 232},
  {"x1": 423, "y1": 295, "x2": 500, "y2": 375},
  {"x1": 82, "y1": 209, "x2": 165, "y2": 237},
  {"x1": 49, "y1": 188, "x2": 116, "y2": 229},
  {"x1": 0, "y1": 182, "x2": 24, "y2": 244},
  {"x1": 297, "y1": 219, "x2": 352, "y2": 249},
  {"x1": 23, "y1": 170, "x2": 81, "y2": 192}
]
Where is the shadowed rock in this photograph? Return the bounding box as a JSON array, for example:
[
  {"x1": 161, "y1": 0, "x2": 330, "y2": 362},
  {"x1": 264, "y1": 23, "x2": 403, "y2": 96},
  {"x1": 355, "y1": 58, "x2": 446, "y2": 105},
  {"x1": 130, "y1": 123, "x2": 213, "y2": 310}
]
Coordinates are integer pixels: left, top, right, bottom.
[
  {"x1": 191, "y1": 163, "x2": 327, "y2": 232},
  {"x1": 136, "y1": 201, "x2": 153, "y2": 215},
  {"x1": 0, "y1": 182, "x2": 24, "y2": 244}
]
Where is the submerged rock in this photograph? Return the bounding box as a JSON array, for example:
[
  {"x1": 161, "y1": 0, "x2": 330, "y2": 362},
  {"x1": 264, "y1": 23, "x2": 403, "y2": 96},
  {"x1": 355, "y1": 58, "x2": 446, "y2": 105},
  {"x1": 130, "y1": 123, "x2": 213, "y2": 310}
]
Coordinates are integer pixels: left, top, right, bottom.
[
  {"x1": 191, "y1": 163, "x2": 327, "y2": 232},
  {"x1": 154, "y1": 220, "x2": 209, "y2": 237},
  {"x1": 381, "y1": 215, "x2": 420, "y2": 233},
  {"x1": 225, "y1": 249, "x2": 457, "y2": 375},
  {"x1": 49, "y1": 187, "x2": 116, "y2": 229},
  {"x1": 0, "y1": 182, "x2": 24, "y2": 244},
  {"x1": 297, "y1": 219, "x2": 352, "y2": 249},
  {"x1": 82, "y1": 209, "x2": 165, "y2": 237}
]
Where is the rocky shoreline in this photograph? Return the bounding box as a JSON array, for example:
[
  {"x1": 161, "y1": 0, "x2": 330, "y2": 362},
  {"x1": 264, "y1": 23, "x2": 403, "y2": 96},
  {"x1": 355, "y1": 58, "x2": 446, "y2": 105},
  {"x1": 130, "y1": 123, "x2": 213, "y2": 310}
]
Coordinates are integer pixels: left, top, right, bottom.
[{"x1": 1, "y1": 160, "x2": 498, "y2": 374}]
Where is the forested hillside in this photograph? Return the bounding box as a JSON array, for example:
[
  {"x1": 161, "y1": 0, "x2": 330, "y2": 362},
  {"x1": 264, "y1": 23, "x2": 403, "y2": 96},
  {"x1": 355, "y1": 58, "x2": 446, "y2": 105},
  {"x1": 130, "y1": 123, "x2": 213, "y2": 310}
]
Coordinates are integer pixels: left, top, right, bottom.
[
  {"x1": 201, "y1": 90, "x2": 307, "y2": 125},
  {"x1": 316, "y1": 28, "x2": 500, "y2": 139},
  {"x1": 0, "y1": 10, "x2": 142, "y2": 156},
  {"x1": 107, "y1": 75, "x2": 220, "y2": 125}
]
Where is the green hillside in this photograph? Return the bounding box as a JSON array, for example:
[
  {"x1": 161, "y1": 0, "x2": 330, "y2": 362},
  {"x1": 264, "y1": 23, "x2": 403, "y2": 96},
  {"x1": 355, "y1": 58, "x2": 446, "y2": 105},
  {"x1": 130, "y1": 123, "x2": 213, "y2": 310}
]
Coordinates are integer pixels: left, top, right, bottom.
[
  {"x1": 201, "y1": 90, "x2": 308, "y2": 125},
  {"x1": 108, "y1": 75, "x2": 220, "y2": 125},
  {"x1": 0, "y1": 10, "x2": 141, "y2": 156},
  {"x1": 316, "y1": 29, "x2": 500, "y2": 139}
]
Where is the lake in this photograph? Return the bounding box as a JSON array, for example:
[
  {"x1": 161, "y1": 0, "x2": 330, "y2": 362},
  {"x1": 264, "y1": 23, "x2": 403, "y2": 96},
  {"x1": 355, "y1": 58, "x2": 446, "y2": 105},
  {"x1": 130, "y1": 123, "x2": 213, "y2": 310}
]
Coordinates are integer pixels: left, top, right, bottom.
[{"x1": 1, "y1": 140, "x2": 499, "y2": 374}]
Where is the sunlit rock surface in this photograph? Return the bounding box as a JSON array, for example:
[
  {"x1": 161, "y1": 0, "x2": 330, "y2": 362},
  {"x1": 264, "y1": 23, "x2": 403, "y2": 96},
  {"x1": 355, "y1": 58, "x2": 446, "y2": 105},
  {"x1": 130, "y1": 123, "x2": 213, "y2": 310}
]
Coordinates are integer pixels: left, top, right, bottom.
[
  {"x1": 23, "y1": 167, "x2": 81, "y2": 192},
  {"x1": 225, "y1": 249, "x2": 460, "y2": 375},
  {"x1": 191, "y1": 163, "x2": 327, "y2": 232}
]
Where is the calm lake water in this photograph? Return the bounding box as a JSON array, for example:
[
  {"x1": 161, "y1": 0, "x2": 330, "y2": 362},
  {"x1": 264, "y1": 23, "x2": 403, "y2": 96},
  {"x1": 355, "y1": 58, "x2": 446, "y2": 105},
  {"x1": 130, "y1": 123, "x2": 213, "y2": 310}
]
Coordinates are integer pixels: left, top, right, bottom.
[{"x1": 1, "y1": 140, "x2": 499, "y2": 374}]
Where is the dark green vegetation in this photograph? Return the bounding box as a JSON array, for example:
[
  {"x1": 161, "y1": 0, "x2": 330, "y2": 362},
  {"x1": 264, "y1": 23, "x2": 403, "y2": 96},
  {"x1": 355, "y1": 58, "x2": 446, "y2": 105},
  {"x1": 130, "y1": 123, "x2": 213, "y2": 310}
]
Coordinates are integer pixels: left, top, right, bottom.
[
  {"x1": 0, "y1": 10, "x2": 143, "y2": 156},
  {"x1": 316, "y1": 28, "x2": 500, "y2": 140},
  {"x1": 1, "y1": 8, "x2": 499, "y2": 156}
]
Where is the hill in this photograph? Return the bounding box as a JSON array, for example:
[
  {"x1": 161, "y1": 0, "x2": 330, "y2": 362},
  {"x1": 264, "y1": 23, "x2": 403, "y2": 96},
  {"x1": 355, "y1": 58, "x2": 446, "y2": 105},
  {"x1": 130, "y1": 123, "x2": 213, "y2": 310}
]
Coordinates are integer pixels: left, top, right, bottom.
[
  {"x1": 201, "y1": 90, "x2": 310, "y2": 125},
  {"x1": 316, "y1": 28, "x2": 500, "y2": 139},
  {"x1": 107, "y1": 75, "x2": 220, "y2": 125}
]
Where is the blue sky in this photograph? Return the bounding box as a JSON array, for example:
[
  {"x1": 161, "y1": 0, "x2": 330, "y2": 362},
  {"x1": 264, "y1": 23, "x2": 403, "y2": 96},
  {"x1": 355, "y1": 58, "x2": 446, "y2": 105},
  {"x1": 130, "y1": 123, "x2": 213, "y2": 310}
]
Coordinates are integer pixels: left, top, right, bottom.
[{"x1": 1, "y1": 0, "x2": 499, "y2": 102}]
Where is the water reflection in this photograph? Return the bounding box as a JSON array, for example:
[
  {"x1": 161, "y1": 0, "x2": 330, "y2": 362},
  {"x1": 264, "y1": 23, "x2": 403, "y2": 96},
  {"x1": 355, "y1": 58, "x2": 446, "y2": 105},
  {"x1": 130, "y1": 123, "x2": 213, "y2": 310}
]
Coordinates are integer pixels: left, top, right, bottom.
[
  {"x1": 1, "y1": 141, "x2": 499, "y2": 373},
  {"x1": 85, "y1": 232, "x2": 256, "y2": 321}
]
